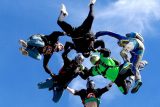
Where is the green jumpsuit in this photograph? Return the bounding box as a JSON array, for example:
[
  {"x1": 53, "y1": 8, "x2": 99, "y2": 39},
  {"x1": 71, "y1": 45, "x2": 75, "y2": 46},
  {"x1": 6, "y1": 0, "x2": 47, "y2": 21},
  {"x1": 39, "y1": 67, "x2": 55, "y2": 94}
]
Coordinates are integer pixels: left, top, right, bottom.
[{"x1": 90, "y1": 49, "x2": 133, "y2": 94}]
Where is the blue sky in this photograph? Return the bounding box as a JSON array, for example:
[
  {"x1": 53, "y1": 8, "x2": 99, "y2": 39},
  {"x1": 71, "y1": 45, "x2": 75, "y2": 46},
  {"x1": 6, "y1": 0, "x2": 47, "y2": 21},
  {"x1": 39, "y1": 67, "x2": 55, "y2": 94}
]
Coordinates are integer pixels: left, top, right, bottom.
[{"x1": 0, "y1": 0, "x2": 160, "y2": 107}]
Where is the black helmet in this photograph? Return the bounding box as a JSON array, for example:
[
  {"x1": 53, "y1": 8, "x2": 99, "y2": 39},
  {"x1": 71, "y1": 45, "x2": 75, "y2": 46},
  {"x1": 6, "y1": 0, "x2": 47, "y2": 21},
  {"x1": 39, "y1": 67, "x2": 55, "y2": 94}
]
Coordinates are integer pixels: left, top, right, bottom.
[{"x1": 86, "y1": 79, "x2": 95, "y2": 89}]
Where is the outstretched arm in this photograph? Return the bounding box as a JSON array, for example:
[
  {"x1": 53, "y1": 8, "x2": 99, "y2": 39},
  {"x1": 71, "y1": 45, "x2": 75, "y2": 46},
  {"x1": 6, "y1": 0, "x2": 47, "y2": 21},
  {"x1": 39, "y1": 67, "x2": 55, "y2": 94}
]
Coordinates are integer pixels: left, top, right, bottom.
[
  {"x1": 62, "y1": 49, "x2": 72, "y2": 64},
  {"x1": 43, "y1": 55, "x2": 56, "y2": 78},
  {"x1": 66, "y1": 87, "x2": 76, "y2": 95},
  {"x1": 79, "y1": 67, "x2": 91, "y2": 80},
  {"x1": 95, "y1": 31, "x2": 126, "y2": 40},
  {"x1": 49, "y1": 31, "x2": 66, "y2": 37},
  {"x1": 98, "y1": 82, "x2": 113, "y2": 95}
]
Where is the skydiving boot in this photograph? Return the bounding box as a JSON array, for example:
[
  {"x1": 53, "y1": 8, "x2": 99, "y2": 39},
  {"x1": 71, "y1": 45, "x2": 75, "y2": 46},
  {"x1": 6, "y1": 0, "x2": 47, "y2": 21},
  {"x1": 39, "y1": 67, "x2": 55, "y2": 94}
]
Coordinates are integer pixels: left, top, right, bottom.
[
  {"x1": 61, "y1": 4, "x2": 68, "y2": 16},
  {"x1": 138, "y1": 60, "x2": 148, "y2": 71},
  {"x1": 19, "y1": 47, "x2": 28, "y2": 56},
  {"x1": 119, "y1": 62, "x2": 132, "y2": 75},
  {"x1": 131, "y1": 79, "x2": 142, "y2": 93},
  {"x1": 37, "y1": 78, "x2": 53, "y2": 89},
  {"x1": 19, "y1": 39, "x2": 27, "y2": 48},
  {"x1": 126, "y1": 80, "x2": 132, "y2": 89},
  {"x1": 89, "y1": 0, "x2": 96, "y2": 5}
]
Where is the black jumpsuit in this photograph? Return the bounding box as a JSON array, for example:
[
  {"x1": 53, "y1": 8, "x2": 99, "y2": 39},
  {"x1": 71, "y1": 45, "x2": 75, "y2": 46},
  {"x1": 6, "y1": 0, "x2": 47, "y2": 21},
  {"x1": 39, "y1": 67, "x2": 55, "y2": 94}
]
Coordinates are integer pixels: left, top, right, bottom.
[
  {"x1": 57, "y1": 4, "x2": 105, "y2": 57},
  {"x1": 74, "y1": 86, "x2": 110, "y2": 107},
  {"x1": 41, "y1": 31, "x2": 65, "y2": 76}
]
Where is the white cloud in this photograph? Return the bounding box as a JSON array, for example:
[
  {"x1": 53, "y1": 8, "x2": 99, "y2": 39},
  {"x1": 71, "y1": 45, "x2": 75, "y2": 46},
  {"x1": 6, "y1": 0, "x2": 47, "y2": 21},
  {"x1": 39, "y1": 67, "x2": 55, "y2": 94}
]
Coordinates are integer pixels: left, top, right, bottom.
[
  {"x1": 95, "y1": 0, "x2": 160, "y2": 35},
  {"x1": 54, "y1": 0, "x2": 160, "y2": 106}
]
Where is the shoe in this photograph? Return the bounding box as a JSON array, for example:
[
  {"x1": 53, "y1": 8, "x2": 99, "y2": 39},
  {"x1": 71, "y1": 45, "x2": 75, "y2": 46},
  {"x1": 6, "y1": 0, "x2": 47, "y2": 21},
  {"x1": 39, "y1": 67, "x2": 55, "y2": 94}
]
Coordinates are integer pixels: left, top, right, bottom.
[
  {"x1": 89, "y1": 0, "x2": 96, "y2": 5},
  {"x1": 19, "y1": 39, "x2": 27, "y2": 48},
  {"x1": 119, "y1": 62, "x2": 132, "y2": 75},
  {"x1": 138, "y1": 60, "x2": 148, "y2": 71},
  {"x1": 131, "y1": 80, "x2": 142, "y2": 93},
  {"x1": 126, "y1": 80, "x2": 132, "y2": 89},
  {"x1": 61, "y1": 4, "x2": 68, "y2": 16},
  {"x1": 19, "y1": 47, "x2": 28, "y2": 56}
]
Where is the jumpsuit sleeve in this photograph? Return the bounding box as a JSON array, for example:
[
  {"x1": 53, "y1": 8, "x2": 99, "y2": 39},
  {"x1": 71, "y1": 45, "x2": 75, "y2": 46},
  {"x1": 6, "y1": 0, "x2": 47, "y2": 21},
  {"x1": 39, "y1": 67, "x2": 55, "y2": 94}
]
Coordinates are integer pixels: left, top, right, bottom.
[
  {"x1": 49, "y1": 31, "x2": 65, "y2": 37},
  {"x1": 43, "y1": 54, "x2": 55, "y2": 76},
  {"x1": 90, "y1": 66, "x2": 101, "y2": 76},
  {"x1": 74, "y1": 89, "x2": 83, "y2": 96},
  {"x1": 112, "y1": 58, "x2": 121, "y2": 66},
  {"x1": 62, "y1": 49, "x2": 72, "y2": 64},
  {"x1": 79, "y1": 67, "x2": 90, "y2": 80},
  {"x1": 95, "y1": 31, "x2": 126, "y2": 40},
  {"x1": 97, "y1": 83, "x2": 112, "y2": 96},
  {"x1": 97, "y1": 87, "x2": 109, "y2": 96}
]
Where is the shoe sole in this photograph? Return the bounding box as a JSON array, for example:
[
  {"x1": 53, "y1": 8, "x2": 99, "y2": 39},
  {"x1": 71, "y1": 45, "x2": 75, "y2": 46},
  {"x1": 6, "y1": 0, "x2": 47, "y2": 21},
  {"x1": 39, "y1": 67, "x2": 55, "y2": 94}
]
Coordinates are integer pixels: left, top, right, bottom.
[
  {"x1": 19, "y1": 40, "x2": 27, "y2": 47},
  {"x1": 131, "y1": 82, "x2": 142, "y2": 93}
]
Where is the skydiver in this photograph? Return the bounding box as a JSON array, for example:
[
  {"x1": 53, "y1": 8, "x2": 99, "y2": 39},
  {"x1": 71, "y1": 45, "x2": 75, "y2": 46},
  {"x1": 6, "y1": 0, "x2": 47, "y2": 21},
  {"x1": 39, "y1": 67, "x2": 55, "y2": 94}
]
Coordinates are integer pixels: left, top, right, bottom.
[
  {"x1": 19, "y1": 31, "x2": 65, "y2": 78},
  {"x1": 37, "y1": 49, "x2": 87, "y2": 102},
  {"x1": 95, "y1": 31, "x2": 147, "y2": 93},
  {"x1": 66, "y1": 78, "x2": 113, "y2": 107},
  {"x1": 82, "y1": 48, "x2": 134, "y2": 95},
  {"x1": 57, "y1": 0, "x2": 105, "y2": 57}
]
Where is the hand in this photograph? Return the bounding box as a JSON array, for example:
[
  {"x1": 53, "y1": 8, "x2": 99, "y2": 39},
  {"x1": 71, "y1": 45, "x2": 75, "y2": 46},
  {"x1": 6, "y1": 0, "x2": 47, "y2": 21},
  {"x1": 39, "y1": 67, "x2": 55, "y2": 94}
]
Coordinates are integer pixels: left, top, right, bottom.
[
  {"x1": 108, "y1": 82, "x2": 114, "y2": 88},
  {"x1": 63, "y1": 84, "x2": 67, "y2": 89},
  {"x1": 63, "y1": 32, "x2": 67, "y2": 35},
  {"x1": 50, "y1": 73, "x2": 56, "y2": 78}
]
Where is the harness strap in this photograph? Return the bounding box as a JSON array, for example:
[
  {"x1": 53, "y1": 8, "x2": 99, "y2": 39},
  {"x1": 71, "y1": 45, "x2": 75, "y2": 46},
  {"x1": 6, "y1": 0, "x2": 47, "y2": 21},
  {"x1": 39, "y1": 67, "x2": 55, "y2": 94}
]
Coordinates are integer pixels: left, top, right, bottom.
[{"x1": 99, "y1": 62, "x2": 118, "y2": 77}]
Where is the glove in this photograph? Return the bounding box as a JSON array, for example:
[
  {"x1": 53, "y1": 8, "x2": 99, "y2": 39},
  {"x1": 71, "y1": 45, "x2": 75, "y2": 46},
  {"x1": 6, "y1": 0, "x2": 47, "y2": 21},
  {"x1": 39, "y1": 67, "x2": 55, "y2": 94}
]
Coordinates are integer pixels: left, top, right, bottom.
[
  {"x1": 50, "y1": 73, "x2": 57, "y2": 78},
  {"x1": 107, "y1": 82, "x2": 114, "y2": 88},
  {"x1": 63, "y1": 84, "x2": 68, "y2": 89},
  {"x1": 63, "y1": 32, "x2": 67, "y2": 35}
]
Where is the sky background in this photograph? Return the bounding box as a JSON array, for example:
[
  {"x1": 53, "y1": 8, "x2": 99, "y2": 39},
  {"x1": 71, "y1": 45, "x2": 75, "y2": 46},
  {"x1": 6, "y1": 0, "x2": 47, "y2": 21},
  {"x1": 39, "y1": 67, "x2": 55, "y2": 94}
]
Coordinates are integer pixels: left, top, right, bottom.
[{"x1": 0, "y1": 0, "x2": 160, "y2": 107}]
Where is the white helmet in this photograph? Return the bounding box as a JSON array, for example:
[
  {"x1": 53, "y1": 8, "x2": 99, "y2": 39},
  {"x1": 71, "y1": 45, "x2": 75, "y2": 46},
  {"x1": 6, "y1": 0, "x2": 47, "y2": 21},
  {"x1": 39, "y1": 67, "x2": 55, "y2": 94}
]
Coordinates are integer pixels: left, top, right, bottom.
[
  {"x1": 135, "y1": 33, "x2": 144, "y2": 42},
  {"x1": 90, "y1": 55, "x2": 100, "y2": 65},
  {"x1": 75, "y1": 54, "x2": 84, "y2": 65},
  {"x1": 54, "y1": 42, "x2": 64, "y2": 52}
]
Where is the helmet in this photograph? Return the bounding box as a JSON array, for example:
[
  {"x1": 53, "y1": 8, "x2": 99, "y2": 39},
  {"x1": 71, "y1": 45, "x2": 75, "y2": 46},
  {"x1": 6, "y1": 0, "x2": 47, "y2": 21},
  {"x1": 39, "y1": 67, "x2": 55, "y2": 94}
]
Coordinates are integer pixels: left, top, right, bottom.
[
  {"x1": 90, "y1": 55, "x2": 100, "y2": 65},
  {"x1": 86, "y1": 79, "x2": 95, "y2": 89},
  {"x1": 126, "y1": 32, "x2": 144, "y2": 42},
  {"x1": 55, "y1": 42, "x2": 64, "y2": 52},
  {"x1": 75, "y1": 54, "x2": 84, "y2": 65}
]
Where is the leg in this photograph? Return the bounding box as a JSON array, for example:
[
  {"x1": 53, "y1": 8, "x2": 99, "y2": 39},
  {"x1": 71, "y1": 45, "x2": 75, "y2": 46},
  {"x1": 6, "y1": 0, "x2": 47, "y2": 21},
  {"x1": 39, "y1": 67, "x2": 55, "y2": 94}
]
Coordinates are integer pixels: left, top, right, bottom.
[
  {"x1": 116, "y1": 63, "x2": 134, "y2": 94},
  {"x1": 114, "y1": 75, "x2": 129, "y2": 95},
  {"x1": 115, "y1": 67, "x2": 134, "y2": 95},
  {"x1": 57, "y1": 4, "x2": 74, "y2": 35},
  {"x1": 77, "y1": 3, "x2": 95, "y2": 33},
  {"x1": 27, "y1": 35, "x2": 45, "y2": 47},
  {"x1": 37, "y1": 78, "x2": 54, "y2": 89},
  {"x1": 52, "y1": 79, "x2": 71, "y2": 103},
  {"x1": 52, "y1": 86, "x2": 64, "y2": 103},
  {"x1": 130, "y1": 55, "x2": 143, "y2": 93},
  {"x1": 26, "y1": 47, "x2": 42, "y2": 60}
]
